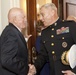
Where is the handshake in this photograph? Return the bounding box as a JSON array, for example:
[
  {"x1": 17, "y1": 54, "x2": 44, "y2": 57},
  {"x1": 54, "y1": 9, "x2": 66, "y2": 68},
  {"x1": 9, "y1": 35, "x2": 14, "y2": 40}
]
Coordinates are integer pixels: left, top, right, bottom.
[{"x1": 28, "y1": 64, "x2": 36, "y2": 75}]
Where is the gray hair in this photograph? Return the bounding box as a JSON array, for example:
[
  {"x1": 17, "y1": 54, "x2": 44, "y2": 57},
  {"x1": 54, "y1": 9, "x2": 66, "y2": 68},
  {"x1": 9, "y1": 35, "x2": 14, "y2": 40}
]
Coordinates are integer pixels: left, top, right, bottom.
[{"x1": 40, "y1": 3, "x2": 57, "y2": 11}]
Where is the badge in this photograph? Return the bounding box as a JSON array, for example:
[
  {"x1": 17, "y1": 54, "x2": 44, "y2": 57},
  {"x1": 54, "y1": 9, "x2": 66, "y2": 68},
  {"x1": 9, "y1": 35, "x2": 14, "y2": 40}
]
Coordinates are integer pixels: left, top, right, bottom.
[
  {"x1": 62, "y1": 42, "x2": 67, "y2": 48},
  {"x1": 56, "y1": 27, "x2": 69, "y2": 35}
]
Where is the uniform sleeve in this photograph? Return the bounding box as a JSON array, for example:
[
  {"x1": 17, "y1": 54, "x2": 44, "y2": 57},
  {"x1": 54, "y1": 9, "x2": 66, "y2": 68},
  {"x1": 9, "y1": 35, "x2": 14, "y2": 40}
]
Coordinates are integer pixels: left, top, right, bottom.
[
  {"x1": 1, "y1": 31, "x2": 28, "y2": 74},
  {"x1": 34, "y1": 31, "x2": 48, "y2": 73},
  {"x1": 70, "y1": 22, "x2": 76, "y2": 43},
  {"x1": 70, "y1": 22, "x2": 76, "y2": 74}
]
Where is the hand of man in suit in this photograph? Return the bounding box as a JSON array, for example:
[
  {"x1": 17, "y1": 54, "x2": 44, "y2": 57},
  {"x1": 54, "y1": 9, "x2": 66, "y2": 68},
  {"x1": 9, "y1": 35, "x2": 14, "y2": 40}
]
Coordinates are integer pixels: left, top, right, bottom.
[{"x1": 28, "y1": 64, "x2": 36, "y2": 75}]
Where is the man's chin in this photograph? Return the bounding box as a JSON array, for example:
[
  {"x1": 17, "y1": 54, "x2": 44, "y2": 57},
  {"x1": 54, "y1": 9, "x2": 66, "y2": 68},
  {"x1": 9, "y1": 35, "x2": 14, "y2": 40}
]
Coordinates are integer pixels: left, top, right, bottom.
[{"x1": 21, "y1": 26, "x2": 26, "y2": 30}]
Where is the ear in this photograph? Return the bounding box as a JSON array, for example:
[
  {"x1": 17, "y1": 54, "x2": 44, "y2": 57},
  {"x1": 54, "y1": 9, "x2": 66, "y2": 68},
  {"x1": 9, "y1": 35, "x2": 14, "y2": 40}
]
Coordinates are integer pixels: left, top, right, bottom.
[
  {"x1": 51, "y1": 10, "x2": 55, "y2": 16},
  {"x1": 13, "y1": 16, "x2": 17, "y2": 23}
]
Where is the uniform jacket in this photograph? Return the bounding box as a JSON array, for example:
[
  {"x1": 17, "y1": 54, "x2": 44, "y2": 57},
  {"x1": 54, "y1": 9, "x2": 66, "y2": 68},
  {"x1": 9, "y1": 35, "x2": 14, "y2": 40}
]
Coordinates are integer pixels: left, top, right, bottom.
[
  {"x1": 34, "y1": 18, "x2": 76, "y2": 75},
  {"x1": 0, "y1": 23, "x2": 29, "y2": 75}
]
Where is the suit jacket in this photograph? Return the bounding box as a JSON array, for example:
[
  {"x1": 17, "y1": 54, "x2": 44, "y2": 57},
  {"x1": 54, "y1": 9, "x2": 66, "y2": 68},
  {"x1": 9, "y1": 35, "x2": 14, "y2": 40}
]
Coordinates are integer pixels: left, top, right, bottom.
[
  {"x1": 34, "y1": 18, "x2": 76, "y2": 75},
  {"x1": 0, "y1": 23, "x2": 29, "y2": 75},
  {"x1": 0, "y1": 36, "x2": 3, "y2": 75}
]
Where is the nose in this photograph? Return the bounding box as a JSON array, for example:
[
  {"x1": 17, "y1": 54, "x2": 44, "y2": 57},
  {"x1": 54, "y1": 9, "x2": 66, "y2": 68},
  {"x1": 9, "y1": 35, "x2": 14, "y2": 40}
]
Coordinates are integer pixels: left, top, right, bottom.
[
  {"x1": 40, "y1": 17, "x2": 44, "y2": 23},
  {"x1": 24, "y1": 17, "x2": 27, "y2": 22}
]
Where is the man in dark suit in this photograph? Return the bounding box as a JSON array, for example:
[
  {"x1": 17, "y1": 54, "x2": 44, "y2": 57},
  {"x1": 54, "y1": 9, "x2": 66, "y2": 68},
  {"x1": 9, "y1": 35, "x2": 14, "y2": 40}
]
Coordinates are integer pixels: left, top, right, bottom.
[
  {"x1": 0, "y1": 8, "x2": 29, "y2": 75},
  {"x1": 28, "y1": 3, "x2": 76, "y2": 75},
  {"x1": 0, "y1": 36, "x2": 3, "y2": 75}
]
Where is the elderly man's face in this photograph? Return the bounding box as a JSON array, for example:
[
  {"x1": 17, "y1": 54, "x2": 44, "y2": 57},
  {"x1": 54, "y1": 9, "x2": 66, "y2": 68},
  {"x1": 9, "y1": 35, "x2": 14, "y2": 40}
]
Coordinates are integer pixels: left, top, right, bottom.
[
  {"x1": 15, "y1": 11, "x2": 27, "y2": 29},
  {"x1": 40, "y1": 7, "x2": 54, "y2": 27}
]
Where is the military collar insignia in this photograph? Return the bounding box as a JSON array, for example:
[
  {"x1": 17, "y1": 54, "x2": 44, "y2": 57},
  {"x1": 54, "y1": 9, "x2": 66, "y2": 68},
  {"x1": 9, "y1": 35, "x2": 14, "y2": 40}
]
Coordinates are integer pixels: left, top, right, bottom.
[
  {"x1": 50, "y1": 18, "x2": 62, "y2": 27},
  {"x1": 54, "y1": 23, "x2": 57, "y2": 26},
  {"x1": 56, "y1": 27, "x2": 69, "y2": 35},
  {"x1": 50, "y1": 22, "x2": 57, "y2": 28}
]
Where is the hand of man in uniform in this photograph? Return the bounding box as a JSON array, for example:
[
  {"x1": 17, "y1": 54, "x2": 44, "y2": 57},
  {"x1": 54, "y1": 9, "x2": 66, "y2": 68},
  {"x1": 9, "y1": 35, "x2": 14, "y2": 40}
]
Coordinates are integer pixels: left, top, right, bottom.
[{"x1": 62, "y1": 70, "x2": 76, "y2": 75}]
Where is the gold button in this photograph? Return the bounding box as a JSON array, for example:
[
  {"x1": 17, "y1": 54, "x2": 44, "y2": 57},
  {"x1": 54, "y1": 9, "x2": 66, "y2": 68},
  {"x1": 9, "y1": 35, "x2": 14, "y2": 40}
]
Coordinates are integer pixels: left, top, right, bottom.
[
  {"x1": 51, "y1": 43, "x2": 54, "y2": 46},
  {"x1": 52, "y1": 51, "x2": 55, "y2": 54},
  {"x1": 62, "y1": 37, "x2": 64, "y2": 39},
  {"x1": 62, "y1": 20, "x2": 64, "y2": 22},
  {"x1": 52, "y1": 28, "x2": 54, "y2": 31},
  {"x1": 51, "y1": 35, "x2": 54, "y2": 38},
  {"x1": 43, "y1": 41, "x2": 45, "y2": 43}
]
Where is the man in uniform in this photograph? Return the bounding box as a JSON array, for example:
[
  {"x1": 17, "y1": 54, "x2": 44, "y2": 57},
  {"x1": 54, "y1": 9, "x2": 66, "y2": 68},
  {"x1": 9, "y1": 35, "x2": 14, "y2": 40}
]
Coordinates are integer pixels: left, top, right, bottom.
[{"x1": 28, "y1": 3, "x2": 76, "y2": 75}]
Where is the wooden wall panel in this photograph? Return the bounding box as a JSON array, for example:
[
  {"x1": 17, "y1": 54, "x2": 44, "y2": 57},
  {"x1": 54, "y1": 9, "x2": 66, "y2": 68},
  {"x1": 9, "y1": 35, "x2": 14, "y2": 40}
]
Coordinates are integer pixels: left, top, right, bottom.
[
  {"x1": 52, "y1": 0, "x2": 58, "y2": 8},
  {"x1": 63, "y1": 0, "x2": 76, "y2": 19},
  {"x1": 27, "y1": 0, "x2": 37, "y2": 63}
]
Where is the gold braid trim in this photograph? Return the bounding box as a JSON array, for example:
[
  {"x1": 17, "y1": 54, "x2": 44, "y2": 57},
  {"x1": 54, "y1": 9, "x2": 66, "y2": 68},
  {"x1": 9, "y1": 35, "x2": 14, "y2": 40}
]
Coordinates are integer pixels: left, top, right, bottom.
[{"x1": 61, "y1": 51, "x2": 69, "y2": 65}]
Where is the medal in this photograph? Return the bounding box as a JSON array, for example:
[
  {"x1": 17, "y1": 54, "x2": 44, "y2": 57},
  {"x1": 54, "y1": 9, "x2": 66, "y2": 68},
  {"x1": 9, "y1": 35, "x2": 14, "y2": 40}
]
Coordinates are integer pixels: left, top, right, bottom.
[{"x1": 62, "y1": 42, "x2": 67, "y2": 48}]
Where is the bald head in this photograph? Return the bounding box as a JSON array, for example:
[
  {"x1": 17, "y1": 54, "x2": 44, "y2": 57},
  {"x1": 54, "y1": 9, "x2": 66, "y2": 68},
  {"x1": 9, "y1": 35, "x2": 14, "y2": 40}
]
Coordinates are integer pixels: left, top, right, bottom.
[
  {"x1": 8, "y1": 8, "x2": 23, "y2": 23},
  {"x1": 8, "y1": 7, "x2": 27, "y2": 30}
]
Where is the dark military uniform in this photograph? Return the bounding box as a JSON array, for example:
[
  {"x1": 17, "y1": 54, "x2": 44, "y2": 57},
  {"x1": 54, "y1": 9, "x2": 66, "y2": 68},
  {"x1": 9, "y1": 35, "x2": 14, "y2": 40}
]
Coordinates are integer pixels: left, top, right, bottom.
[{"x1": 34, "y1": 18, "x2": 76, "y2": 75}]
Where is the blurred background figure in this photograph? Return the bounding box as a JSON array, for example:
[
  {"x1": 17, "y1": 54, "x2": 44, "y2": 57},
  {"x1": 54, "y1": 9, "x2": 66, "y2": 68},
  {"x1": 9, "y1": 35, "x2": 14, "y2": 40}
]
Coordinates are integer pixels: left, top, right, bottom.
[
  {"x1": 35, "y1": 15, "x2": 50, "y2": 75},
  {"x1": 36, "y1": 17, "x2": 45, "y2": 53}
]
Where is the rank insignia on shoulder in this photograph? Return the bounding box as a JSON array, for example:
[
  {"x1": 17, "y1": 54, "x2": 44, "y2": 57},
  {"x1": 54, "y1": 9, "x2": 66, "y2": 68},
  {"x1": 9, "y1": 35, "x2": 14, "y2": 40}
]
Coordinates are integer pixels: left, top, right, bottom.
[{"x1": 56, "y1": 27, "x2": 69, "y2": 35}]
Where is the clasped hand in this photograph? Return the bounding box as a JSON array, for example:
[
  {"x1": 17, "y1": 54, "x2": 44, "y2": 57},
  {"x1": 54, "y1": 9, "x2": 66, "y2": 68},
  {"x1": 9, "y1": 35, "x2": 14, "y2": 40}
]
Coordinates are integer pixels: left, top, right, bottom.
[{"x1": 28, "y1": 64, "x2": 36, "y2": 75}]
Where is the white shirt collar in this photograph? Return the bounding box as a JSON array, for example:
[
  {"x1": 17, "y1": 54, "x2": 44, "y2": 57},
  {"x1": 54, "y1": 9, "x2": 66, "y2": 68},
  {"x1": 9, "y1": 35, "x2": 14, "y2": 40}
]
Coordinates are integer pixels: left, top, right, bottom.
[{"x1": 14, "y1": 25, "x2": 21, "y2": 32}]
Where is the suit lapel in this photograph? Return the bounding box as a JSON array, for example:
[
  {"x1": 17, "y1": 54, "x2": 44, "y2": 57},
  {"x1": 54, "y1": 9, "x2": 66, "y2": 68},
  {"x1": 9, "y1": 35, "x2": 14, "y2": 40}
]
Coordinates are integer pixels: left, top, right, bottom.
[
  {"x1": 9, "y1": 23, "x2": 27, "y2": 46},
  {"x1": 18, "y1": 32, "x2": 27, "y2": 46}
]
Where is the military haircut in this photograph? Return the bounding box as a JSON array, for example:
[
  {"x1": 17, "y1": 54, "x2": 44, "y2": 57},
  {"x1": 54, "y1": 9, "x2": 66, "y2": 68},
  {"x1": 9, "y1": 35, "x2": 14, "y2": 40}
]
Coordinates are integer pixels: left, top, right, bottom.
[{"x1": 40, "y1": 3, "x2": 57, "y2": 11}]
